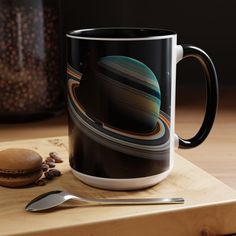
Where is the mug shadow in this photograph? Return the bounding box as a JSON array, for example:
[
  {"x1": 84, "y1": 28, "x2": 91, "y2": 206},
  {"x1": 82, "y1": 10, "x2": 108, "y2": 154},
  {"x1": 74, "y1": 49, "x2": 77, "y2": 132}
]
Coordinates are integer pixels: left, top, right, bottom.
[{"x1": 58, "y1": 169, "x2": 156, "y2": 199}]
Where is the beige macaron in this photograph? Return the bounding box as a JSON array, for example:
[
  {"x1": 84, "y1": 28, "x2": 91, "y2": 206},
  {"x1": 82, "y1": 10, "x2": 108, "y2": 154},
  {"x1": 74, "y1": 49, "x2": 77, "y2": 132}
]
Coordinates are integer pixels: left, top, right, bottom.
[{"x1": 0, "y1": 148, "x2": 43, "y2": 187}]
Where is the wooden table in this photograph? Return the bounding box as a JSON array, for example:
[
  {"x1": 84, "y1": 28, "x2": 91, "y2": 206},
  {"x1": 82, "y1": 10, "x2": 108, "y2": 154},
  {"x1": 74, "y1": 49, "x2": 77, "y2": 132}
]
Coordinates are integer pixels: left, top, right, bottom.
[
  {"x1": 1, "y1": 90, "x2": 236, "y2": 235},
  {"x1": 1, "y1": 102, "x2": 235, "y2": 189},
  {"x1": 1, "y1": 136, "x2": 236, "y2": 236}
]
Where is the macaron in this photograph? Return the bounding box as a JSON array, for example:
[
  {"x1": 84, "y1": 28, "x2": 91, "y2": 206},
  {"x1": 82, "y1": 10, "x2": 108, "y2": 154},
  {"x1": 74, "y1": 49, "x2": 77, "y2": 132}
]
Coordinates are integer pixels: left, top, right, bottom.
[{"x1": 0, "y1": 148, "x2": 43, "y2": 187}]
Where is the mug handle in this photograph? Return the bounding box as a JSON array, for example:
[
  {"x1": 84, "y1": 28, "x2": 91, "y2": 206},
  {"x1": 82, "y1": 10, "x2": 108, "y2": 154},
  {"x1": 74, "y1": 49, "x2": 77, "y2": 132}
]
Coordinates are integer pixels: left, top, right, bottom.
[{"x1": 176, "y1": 45, "x2": 219, "y2": 149}]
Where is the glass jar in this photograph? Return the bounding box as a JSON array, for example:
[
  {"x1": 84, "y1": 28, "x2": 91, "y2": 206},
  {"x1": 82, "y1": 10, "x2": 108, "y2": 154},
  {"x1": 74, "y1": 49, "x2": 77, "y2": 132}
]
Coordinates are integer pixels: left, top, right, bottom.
[{"x1": 0, "y1": 0, "x2": 64, "y2": 122}]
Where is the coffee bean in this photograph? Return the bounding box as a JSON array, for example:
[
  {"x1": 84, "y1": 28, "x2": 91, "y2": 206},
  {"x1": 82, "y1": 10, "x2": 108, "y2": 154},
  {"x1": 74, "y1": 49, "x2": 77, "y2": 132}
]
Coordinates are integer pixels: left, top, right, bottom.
[
  {"x1": 35, "y1": 178, "x2": 47, "y2": 186},
  {"x1": 49, "y1": 152, "x2": 57, "y2": 158},
  {"x1": 0, "y1": 2, "x2": 63, "y2": 116},
  {"x1": 49, "y1": 152, "x2": 63, "y2": 163},
  {"x1": 42, "y1": 163, "x2": 49, "y2": 172},
  {"x1": 47, "y1": 162, "x2": 56, "y2": 168},
  {"x1": 48, "y1": 169, "x2": 61, "y2": 177},
  {"x1": 45, "y1": 157, "x2": 55, "y2": 163},
  {"x1": 44, "y1": 171, "x2": 54, "y2": 180}
]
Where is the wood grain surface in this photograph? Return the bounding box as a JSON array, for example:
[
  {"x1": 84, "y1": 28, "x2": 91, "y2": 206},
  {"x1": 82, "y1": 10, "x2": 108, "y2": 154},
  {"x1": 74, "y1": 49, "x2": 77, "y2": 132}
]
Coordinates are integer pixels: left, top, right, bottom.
[
  {"x1": 0, "y1": 137, "x2": 236, "y2": 236},
  {"x1": 0, "y1": 104, "x2": 235, "y2": 190}
]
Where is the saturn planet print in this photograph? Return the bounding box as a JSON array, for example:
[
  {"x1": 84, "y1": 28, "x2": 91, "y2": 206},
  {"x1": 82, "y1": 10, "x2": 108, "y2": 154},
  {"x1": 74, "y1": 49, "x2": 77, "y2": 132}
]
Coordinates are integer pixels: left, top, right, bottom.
[
  {"x1": 96, "y1": 56, "x2": 161, "y2": 133},
  {"x1": 67, "y1": 55, "x2": 171, "y2": 182}
]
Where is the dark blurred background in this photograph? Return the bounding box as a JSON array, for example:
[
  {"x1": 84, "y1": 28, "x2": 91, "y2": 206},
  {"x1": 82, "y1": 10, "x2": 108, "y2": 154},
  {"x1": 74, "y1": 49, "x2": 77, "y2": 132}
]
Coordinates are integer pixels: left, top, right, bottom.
[{"x1": 61, "y1": 0, "x2": 235, "y2": 108}]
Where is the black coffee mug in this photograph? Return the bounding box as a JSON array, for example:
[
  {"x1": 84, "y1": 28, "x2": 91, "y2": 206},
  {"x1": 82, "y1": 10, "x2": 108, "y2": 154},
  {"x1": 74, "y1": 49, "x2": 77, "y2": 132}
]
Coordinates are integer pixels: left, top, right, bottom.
[{"x1": 66, "y1": 28, "x2": 218, "y2": 190}]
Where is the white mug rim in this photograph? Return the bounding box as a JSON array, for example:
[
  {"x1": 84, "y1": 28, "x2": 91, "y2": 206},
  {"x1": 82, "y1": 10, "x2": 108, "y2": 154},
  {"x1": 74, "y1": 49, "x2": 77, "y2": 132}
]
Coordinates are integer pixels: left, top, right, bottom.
[{"x1": 66, "y1": 27, "x2": 177, "y2": 41}]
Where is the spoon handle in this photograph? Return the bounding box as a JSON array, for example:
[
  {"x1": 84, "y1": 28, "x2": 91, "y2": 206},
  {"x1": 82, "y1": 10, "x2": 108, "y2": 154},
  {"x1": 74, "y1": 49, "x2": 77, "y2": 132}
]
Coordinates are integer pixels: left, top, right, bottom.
[{"x1": 78, "y1": 197, "x2": 184, "y2": 205}]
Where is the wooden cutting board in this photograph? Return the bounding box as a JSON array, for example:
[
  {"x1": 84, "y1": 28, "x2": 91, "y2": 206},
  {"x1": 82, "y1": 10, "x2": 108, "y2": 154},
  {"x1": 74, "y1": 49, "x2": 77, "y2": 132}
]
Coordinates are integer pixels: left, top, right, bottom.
[{"x1": 1, "y1": 136, "x2": 236, "y2": 236}]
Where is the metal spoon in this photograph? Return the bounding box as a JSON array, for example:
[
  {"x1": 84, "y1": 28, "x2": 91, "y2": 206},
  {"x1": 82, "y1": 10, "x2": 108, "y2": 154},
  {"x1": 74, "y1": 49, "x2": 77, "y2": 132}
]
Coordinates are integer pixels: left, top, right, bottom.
[{"x1": 25, "y1": 190, "x2": 184, "y2": 212}]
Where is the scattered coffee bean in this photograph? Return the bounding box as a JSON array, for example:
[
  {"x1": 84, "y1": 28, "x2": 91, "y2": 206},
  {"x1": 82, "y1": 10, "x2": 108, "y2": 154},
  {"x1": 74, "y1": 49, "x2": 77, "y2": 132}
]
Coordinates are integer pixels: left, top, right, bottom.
[
  {"x1": 49, "y1": 152, "x2": 63, "y2": 163},
  {"x1": 49, "y1": 169, "x2": 61, "y2": 177},
  {"x1": 49, "y1": 152, "x2": 58, "y2": 159},
  {"x1": 0, "y1": 3, "x2": 63, "y2": 115},
  {"x1": 45, "y1": 157, "x2": 55, "y2": 163},
  {"x1": 42, "y1": 163, "x2": 49, "y2": 172},
  {"x1": 47, "y1": 162, "x2": 56, "y2": 168},
  {"x1": 34, "y1": 151, "x2": 63, "y2": 186},
  {"x1": 44, "y1": 171, "x2": 54, "y2": 180},
  {"x1": 35, "y1": 178, "x2": 47, "y2": 186}
]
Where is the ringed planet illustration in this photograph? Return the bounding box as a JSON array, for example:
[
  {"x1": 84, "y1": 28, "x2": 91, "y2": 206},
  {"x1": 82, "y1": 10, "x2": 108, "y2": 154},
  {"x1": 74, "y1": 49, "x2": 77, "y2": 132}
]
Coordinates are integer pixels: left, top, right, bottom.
[{"x1": 67, "y1": 56, "x2": 170, "y2": 159}]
